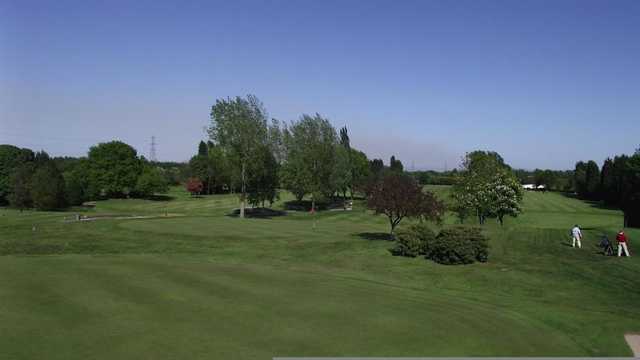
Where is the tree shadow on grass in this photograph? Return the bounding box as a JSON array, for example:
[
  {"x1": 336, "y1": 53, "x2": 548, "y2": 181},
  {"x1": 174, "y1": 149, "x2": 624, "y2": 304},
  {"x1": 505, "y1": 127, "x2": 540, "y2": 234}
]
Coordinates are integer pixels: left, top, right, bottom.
[
  {"x1": 559, "y1": 192, "x2": 621, "y2": 211},
  {"x1": 145, "y1": 195, "x2": 175, "y2": 202},
  {"x1": 355, "y1": 232, "x2": 393, "y2": 241},
  {"x1": 226, "y1": 208, "x2": 287, "y2": 219},
  {"x1": 284, "y1": 198, "x2": 352, "y2": 212}
]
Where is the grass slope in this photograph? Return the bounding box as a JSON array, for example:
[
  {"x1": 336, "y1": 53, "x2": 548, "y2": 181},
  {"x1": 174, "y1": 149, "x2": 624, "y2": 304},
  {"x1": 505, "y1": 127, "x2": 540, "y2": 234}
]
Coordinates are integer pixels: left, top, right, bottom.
[{"x1": 0, "y1": 188, "x2": 638, "y2": 358}]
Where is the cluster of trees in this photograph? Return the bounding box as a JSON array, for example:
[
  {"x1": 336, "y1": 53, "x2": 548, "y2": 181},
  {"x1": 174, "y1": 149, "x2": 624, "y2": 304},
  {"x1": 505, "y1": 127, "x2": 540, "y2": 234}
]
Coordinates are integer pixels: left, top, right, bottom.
[
  {"x1": 451, "y1": 151, "x2": 524, "y2": 226},
  {"x1": 185, "y1": 95, "x2": 395, "y2": 217},
  {"x1": 0, "y1": 147, "x2": 66, "y2": 210},
  {"x1": 574, "y1": 149, "x2": 640, "y2": 227},
  {"x1": 0, "y1": 141, "x2": 169, "y2": 210}
]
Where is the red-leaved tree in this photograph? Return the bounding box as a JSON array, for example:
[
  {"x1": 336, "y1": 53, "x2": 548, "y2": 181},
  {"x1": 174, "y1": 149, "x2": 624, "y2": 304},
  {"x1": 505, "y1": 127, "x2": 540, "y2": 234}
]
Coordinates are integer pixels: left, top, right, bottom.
[
  {"x1": 366, "y1": 172, "x2": 444, "y2": 235},
  {"x1": 185, "y1": 177, "x2": 204, "y2": 196}
]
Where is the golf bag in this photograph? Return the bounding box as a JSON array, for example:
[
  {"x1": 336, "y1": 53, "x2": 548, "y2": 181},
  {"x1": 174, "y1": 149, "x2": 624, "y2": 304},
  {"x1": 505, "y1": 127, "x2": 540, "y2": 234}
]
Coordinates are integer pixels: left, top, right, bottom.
[{"x1": 599, "y1": 236, "x2": 614, "y2": 256}]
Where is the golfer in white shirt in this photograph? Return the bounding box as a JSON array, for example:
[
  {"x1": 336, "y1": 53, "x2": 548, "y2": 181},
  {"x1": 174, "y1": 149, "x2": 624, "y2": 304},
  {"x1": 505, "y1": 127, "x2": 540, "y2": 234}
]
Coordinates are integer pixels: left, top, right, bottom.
[{"x1": 572, "y1": 225, "x2": 582, "y2": 248}]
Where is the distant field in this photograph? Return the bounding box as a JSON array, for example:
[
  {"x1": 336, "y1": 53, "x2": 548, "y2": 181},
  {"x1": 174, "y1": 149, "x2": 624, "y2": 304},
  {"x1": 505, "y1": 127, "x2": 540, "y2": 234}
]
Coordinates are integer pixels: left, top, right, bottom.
[{"x1": 1, "y1": 187, "x2": 639, "y2": 358}]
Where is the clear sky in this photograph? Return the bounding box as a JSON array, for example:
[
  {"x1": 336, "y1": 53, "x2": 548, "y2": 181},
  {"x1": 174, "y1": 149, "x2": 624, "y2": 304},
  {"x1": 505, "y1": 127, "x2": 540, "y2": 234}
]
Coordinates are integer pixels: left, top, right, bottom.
[{"x1": 1, "y1": 0, "x2": 639, "y2": 170}]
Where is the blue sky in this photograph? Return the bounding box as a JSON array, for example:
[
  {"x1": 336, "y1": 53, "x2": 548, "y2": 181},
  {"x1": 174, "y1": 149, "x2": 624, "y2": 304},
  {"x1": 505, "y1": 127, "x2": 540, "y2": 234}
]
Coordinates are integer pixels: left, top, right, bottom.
[{"x1": 1, "y1": 0, "x2": 639, "y2": 170}]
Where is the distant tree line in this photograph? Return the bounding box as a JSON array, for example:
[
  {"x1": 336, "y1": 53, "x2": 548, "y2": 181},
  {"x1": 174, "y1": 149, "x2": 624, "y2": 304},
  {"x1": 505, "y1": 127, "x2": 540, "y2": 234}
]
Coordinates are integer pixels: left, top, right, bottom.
[
  {"x1": 408, "y1": 170, "x2": 458, "y2": 186},
  {"x1": 513, "y1": 169, "x2": 574, "y2": 191},
  {"x1": 0, "y1": 141, "x2": 169, "y2": 210},
  {"x1": 574, "y1": 149, "x2": 640, "y2": 227},
  {"x1": 410, "y1": 167, "x2": 573, "y2": 191}
]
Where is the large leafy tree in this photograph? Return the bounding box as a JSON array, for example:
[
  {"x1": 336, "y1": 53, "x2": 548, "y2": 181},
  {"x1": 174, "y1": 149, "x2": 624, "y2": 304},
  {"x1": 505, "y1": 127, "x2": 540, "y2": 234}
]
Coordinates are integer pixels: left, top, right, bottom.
[
  {"x1": 366, "y1": 172, "x2": 444, "y2": 235},
  {"x1": 584, "y1": 160, "x2": 600, "y2": 198},
  {"x1": 31, "y1": 160, "x2": 67, "y2": 210},
  {"x1": 282, "y1": 114, "x2": 337, "y2": 211},
  {"x1": 208, "y1": 95, "x2": 269, "y2": 218},
  {"x1": 622, "y1": 152, "x2": 640, "y2": 227},
  {"x1": 87, "y1": 141, "x2": 142, "y2": 198},
  {"x1": 574, "y1": 160, "x2": 601, "y2": 199},
  {"x1": 0, "y1": 145, "x2": 34, "y2": 205},
  {"x1": 451, "y1": 150, "x2": 522, "y2": 225},
  {"x1": 599, "y1": 152, "x2": 640, "y2": 227},
  {"x1": 483, "y1": 170, "x2": 523, "y2": 225}
]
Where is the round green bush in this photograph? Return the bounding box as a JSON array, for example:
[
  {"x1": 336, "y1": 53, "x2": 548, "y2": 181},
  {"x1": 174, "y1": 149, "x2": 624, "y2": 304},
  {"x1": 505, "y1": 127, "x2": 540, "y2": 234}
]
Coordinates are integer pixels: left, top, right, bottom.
[
  {"x1": 428, "y1": 227, "x2": 489, "y2": 265},
  {"x1": 391, "y1": 223, "x2": 436, "y2": 257}
]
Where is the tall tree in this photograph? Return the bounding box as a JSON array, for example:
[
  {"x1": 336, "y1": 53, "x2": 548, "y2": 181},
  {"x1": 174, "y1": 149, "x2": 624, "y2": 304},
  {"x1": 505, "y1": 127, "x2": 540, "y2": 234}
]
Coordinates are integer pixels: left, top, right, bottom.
[
  {"x1": 0, "y1": 145, "x2": 34, "y2": 205},
  {"x1": 208, "y1": 95, "x2": 269, "y2": 218},
  {"x1": 31, "y1": 160, "x2": 67, "y2": 210},
  {"x1": 339, "y1": 126, "x2": 350, "y2": 149},
  {"x1": 331, "y1": 145, "x2": 352, "y2": 205},
  {"x1": 600, "y1": 158, "x2": 616, "y2": 205},
  {"x1": 585, "y1": 160, "x2": 600, "y2": 199},
  {"x1": 8, "y1": 163, "x2": 34, "y2": 211},
  {"x1": 338, "y1": 126, "x2": 354, "y2": 202},
  {"x1": 282, "y1": 114, "x2": 337, "y2": 211},
  {"x1": 574, "y1": 161, "x2": 588, "y2": 197},
  {"x1": 389, "y1": 155, "x2": 404, "y2": 173},
  {"x1": 350, "y1": 149, "x2": 371, "y2": 196},
  {"x1": 198, "y1": 141, "x2": 209, "y2": 157}
]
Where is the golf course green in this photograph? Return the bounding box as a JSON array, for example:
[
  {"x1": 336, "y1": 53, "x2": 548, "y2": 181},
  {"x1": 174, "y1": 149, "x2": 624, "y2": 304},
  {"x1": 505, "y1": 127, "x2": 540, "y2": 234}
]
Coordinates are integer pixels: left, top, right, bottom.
[{"x1": 1, "y1": 187, "x2": 638, "y2": 358}]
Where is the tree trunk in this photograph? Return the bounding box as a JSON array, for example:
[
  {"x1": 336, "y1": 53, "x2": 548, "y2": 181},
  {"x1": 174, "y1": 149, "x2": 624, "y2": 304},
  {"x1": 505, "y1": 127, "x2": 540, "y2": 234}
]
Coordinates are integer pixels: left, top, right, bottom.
[
  {"x1": 343, "y1": 190, "x2": 347, "y2": 209},
  {"x1": 240, "y1": 162, "x2": 246, "y2": 219},
  {"x1": 389, "y1": 217, "x2": 396, "y2": 237},
  {"x1": 498, "y1": 215, "x2": 504, "y2": 226}
]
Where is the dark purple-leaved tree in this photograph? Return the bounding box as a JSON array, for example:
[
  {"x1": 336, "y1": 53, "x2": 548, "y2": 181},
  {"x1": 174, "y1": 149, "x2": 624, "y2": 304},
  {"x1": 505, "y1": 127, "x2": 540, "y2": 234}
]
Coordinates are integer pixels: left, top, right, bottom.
[{"x1": 366, "y1": 172, "x2": 444, "y2": 236}]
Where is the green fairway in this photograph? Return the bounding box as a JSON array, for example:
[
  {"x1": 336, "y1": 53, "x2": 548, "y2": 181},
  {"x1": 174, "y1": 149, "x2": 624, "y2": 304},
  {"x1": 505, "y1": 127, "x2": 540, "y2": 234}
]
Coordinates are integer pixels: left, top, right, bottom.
[{"x1": 1, "y1": 188, "x2": 639, "y2": 358}]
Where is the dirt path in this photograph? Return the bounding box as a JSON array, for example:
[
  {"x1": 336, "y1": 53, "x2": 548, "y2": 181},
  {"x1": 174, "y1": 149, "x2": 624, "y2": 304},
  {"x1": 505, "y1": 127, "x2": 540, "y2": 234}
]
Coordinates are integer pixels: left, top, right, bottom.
[{"x1": 625, "y1": 333, "x2": 640, "y2": 357}]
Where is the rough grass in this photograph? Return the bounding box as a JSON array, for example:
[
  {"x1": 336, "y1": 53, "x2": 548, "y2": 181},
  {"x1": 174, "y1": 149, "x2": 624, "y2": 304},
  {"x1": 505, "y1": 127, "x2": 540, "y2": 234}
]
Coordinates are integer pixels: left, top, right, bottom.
[{"x1": 0, "y1": 187, "x2": 638, "y2": 358}]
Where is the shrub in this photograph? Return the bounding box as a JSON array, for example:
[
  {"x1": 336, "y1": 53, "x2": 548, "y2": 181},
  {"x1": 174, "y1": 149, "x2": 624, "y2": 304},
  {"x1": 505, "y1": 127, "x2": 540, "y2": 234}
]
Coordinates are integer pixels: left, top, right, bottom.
[
  {"x1": 185, "y1": 177, "x2": 203, "y2": 196},
  {"x1": 391, "y1": 223, "x2": 436, "y2": 257},
  {"x1": 428, "y1": 227, "x2": 488, "y2": 265}
]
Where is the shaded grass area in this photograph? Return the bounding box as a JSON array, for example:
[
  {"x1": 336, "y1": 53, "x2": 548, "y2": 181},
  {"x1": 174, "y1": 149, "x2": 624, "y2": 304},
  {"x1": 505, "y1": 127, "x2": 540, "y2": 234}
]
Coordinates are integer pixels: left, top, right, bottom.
[{"x1": 0, "y1": 188, "x2": 639, "y2": 358}]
